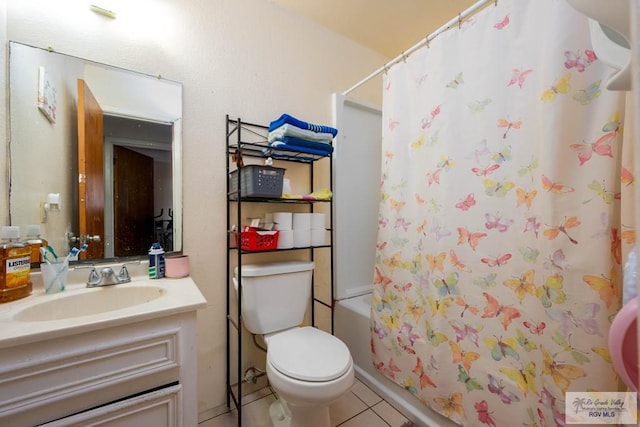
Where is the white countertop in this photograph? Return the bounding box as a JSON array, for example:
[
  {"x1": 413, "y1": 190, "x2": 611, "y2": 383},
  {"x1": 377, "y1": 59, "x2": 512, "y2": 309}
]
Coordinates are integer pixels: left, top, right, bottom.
[{"x1": 0, "y1": 262, "x2": 207, "y2": 349}]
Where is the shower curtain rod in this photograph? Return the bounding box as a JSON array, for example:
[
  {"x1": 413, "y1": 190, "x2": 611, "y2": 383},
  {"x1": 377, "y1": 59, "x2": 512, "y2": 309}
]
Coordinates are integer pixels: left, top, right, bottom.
[{"x1": 342, "y1": 0, "x2": 496, "y2": 95}]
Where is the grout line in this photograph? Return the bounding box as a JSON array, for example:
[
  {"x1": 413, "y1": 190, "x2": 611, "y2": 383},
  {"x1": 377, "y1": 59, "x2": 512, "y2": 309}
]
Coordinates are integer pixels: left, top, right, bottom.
[
  {"x1": 335, "y1": 408, "x2": 393, "y2": 427},
  {"x1": 367, "y1": 403, "x2": 393, "y2": 427},
  {"x1": 335, "y1": 407, "x2": 375, "y2": 427},
  {"x1": 379, "y1": 414, "x2": 393, "y2": 427},
  {"x1": 371, "y1": 401, "x2": 409, "y2": 427},
  {"x1": 241, "y1": 392, "x2": 271, "y2": 406},
  {"x1": 334, "y1": 388, "x2": 393, "y2": 427},
  {"x1": 199, "y1": 386, "x2": 273, "y2": 423},
  {"x1": 356, "y1": 378, "x2": 384, "y2": 397},
  {"x1": 351, "y1": 389, "x2": 380, "y2": 408}
]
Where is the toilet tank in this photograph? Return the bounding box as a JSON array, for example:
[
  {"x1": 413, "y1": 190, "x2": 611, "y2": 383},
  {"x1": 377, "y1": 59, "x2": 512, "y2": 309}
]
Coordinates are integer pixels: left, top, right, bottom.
[{"x1": 234, "y1": 261, "x2": 315, "y2": 334}]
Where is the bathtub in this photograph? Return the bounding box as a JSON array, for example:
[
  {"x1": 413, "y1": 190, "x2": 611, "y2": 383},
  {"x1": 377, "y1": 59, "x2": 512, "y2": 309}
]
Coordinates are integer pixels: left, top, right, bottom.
[{"x1": 335, "y1": 293, "x2": 459, "y2": 427}]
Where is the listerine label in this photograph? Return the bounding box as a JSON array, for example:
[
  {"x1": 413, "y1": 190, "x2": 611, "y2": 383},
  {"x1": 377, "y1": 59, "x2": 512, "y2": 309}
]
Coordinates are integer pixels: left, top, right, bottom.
[{"x1": 5, "y1": 255, "x2": 31, "y2": 288}]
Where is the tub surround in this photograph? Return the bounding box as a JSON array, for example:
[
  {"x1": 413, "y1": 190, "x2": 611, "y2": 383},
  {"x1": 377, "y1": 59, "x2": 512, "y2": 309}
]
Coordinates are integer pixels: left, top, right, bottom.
[{"x1": 0, "y1": 262, "x2": 207, "y2": 426}]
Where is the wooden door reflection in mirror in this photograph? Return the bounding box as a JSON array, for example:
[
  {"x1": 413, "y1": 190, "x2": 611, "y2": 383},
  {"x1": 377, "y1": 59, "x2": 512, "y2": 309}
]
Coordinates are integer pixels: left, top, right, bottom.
[
  {"x1": 77, "y1": 79, "x2": 105, "y2": 260},
  {"x1": 113, "y1": 146, "x2": 154, "y2": 257}
]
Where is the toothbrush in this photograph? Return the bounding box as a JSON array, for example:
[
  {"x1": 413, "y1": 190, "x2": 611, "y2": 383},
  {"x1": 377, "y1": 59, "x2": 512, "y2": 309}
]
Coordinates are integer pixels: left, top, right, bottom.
[
  {"x1": 40, "y1": 247, "x2": 52, "y2": 264},
  {"x1": 46, "y1": 244, "x2": 59, "y2": 261},
  {"x1": 65, "y1": 243, "x2": 88, "y2": 263},
  {"x1": 46, "y1": 244, "x2": 89, "y2": 293}
]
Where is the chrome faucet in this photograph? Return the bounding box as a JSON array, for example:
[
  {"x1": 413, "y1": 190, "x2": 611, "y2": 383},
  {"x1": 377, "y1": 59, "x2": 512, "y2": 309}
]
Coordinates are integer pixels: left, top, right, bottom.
[{"x1": 86, "y1": 265, "x2": 132, "y2": 287}]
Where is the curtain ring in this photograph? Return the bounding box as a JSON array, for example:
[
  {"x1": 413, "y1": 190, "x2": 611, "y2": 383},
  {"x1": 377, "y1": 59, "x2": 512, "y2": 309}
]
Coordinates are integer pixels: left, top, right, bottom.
[
  {"x1": 458, "y1": 13, "x2": 462, "y2": 29},
  {"x1": 383, "y1": 66, "x2": 389, "y2": 75},
  {"x1": 401, "y1": 52, "x2": 408, "y2": 63}
]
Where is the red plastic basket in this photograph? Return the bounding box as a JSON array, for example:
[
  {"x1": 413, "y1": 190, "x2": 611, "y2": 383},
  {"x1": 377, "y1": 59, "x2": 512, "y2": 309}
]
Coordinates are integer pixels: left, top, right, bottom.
[{"x1": 235, "y1": 226, "x2": 279, "y2": 251}]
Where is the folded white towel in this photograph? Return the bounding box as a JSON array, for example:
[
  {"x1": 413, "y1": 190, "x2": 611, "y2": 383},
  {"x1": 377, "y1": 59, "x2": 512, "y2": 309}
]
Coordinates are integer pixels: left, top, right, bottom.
[{"x1": 268, "y1": 124, "x2": 335, "y2": 143}]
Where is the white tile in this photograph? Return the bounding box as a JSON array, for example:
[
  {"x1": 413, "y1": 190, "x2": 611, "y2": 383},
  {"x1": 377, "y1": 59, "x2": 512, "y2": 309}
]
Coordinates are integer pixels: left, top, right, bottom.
[
  {"x1": 371, "y1": 401, "x2": 409, "y2": 426},
  {"x1": 338, "y1": 409, "x2": 390, "y2": 427},
  {"x1": 330, "y1": 390, "x2": 368, "y2": 426},
  {"x1": 351, "y1": 379, "x2": 383, "y2": 407},
  {"x1": 242, "y1": 394, "x2": 276, "y2": 426},
  {"x1": 200, "y1": 394, "x2": 275, "y2": 427}
]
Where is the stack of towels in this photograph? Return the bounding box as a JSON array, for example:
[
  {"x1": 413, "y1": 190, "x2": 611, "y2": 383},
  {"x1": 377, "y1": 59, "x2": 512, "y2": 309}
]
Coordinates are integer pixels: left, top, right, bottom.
[{"x1": 266, "y1": 113, "x2": 337, "y2": 158}]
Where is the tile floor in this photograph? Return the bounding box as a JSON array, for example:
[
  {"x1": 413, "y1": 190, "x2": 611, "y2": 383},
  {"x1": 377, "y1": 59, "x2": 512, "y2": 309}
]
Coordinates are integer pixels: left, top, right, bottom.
[{"x1": 200, "y1": 378, "x2": 411, "y2": 427}]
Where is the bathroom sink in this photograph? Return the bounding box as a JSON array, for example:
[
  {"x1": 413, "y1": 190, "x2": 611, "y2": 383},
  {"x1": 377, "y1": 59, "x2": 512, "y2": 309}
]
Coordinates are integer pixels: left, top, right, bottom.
[{"x1": 14, "y1": 285, "x2": 167, "y2": 322}]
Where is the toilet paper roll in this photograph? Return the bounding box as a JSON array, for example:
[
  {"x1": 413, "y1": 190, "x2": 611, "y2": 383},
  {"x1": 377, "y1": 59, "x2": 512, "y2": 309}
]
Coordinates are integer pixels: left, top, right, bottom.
[
  {"x1": 293, "y1": 229, "x2": 311, "y2": 248},
  {"x1": 277, "y1": 230, "x2": 294, "y2": 249},
  {"x1": 282, "y1": 178, "x2": 292, "y2": 195},
  {"x1": 293, "y1": 213, "x2": 311, "y2": 230},
  {"x1": 311, "y1": 229, "x2": 328, "y2": 246},
  {"x1": 273, "y1": 212, "x2": 293, "y2": 230},
  {"x1": 310, "y1": 213, "x2": 326, "y2": 230}
]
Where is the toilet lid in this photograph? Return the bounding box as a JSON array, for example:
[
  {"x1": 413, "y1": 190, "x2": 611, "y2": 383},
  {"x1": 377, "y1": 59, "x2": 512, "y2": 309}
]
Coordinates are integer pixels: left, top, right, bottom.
[{"x1": 267, "y1": 327, "x2": 352, "y2": 382}]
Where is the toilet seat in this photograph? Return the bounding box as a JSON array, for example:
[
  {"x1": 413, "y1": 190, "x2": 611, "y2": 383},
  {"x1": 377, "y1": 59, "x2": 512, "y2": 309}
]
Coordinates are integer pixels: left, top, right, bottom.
[{"x1": 267, "y1": 326, "x2": 352, "y2": 382}]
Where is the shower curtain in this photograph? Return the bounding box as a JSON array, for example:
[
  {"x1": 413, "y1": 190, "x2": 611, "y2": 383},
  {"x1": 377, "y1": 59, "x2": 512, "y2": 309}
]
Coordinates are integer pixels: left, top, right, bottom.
[{"x1": 371, "y1": 0, "x2": 634, "y2": 425}]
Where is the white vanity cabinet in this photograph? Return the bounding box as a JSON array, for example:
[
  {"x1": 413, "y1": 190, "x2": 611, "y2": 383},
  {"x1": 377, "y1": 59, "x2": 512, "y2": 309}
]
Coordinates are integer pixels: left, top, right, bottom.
[
  {"x1": 0, "y1": 311, "x2": 199, "y2": 426},
  {"x1": 0, "y1": 311, "x2": 197, "y2": 427},
  {"x1": 42, "y1": 383, "x2": 183, "y2": 427}
]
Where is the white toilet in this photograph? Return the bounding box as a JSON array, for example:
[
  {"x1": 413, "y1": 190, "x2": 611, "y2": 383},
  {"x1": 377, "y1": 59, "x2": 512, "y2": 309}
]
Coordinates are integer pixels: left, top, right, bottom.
[{"x1": 234, "y1": 261, "x2": 354, "y2": 427}]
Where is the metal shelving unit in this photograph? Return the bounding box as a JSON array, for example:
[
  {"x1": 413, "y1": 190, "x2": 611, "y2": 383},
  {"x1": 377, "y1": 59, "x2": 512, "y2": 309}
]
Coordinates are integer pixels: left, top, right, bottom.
[{"x1": 225, "y1": 116, "x2": 334, "y2": 426}]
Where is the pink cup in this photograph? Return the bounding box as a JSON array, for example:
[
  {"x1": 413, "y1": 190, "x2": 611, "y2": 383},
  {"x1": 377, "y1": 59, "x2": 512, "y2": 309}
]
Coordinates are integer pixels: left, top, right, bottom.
[{"x1": 165, "y1": 255, "x2": 190, "y2": 278}]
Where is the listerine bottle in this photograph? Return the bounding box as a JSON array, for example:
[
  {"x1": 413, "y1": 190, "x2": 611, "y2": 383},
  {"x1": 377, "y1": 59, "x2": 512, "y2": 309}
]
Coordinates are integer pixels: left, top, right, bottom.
[
  {"x1": 24, "y1": 224, "x2": 48, "y2": 267},
  {"x1": 0, "y1": 226, "x2": 33, "y2": 302}
]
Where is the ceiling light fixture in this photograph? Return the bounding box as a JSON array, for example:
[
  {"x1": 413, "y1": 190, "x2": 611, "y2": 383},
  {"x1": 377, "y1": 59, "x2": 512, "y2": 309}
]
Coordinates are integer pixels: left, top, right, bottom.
[{"x1": 90, "y1": 4, "x2": 117, "y2": 19}]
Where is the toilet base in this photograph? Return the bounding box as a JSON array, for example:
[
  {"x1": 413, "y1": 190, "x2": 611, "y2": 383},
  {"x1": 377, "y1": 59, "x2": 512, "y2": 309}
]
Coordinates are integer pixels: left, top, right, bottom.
[{"x1": 269, "y1": 398, "x2": 331, "y2": 427}]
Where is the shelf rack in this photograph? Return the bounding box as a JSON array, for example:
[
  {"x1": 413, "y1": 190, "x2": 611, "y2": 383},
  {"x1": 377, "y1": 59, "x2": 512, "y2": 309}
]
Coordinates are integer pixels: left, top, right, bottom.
[{"x1": 225, "y1": 115, "x2": 334, "y2": 426}]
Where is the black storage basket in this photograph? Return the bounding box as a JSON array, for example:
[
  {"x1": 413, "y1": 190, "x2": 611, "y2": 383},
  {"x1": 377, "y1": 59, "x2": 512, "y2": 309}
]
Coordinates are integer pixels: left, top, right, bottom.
[{"x1": 230, "y1": 165, "x2": 285, "y2": 198}]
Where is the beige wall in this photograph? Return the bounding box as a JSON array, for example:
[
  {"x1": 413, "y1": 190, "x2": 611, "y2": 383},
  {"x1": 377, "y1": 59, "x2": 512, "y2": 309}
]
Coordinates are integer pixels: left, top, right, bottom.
[
  {"x1": 1, "y1": 0, "x2": 7, "y2": 227},
  {"x1": 1, "y1": 0, "x2": 385, "y2": 419}
]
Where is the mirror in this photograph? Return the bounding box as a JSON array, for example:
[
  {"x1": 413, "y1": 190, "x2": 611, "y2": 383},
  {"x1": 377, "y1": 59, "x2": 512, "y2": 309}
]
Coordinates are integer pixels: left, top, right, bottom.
[{"x1": 8, "y1": 42, "x2": 183, "y2": 264}]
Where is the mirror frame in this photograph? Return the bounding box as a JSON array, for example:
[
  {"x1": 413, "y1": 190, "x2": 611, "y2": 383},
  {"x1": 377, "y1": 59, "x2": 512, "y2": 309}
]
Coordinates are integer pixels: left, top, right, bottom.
[{"x1": 8, "y1": 41, "x2": 183, "y2": 265}]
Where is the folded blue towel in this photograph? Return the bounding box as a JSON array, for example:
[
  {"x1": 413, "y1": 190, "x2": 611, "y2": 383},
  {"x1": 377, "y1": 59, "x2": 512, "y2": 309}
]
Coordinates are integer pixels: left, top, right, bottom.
[
  {"x1": 268, "y1": 124, "x2": 335, "y2": 143},
  {"x1": 268, "y1": 113, "x2": 338, "y2": 136},
  {"x1": 269, "y1": 141, "x2": 333, "y2": 156},
  {"x1": 274, "y1": 136, "x2": 332, "y2": 150}
]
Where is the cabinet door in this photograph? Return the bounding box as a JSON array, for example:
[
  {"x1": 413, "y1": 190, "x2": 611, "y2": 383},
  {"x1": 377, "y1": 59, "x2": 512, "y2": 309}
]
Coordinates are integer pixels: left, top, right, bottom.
[{"x1": 40, "y1": 384, "x2": 182, "y2": 427}]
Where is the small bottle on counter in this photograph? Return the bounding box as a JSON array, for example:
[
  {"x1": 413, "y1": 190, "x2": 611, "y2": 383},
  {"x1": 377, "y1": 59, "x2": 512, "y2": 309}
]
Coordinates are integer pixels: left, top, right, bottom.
[
  {"x1": 24, "y1": 224, "x2": 48, "y2": 267},
  {"x1": 149, "y1": 242, "x2": 165, "y2": 279},
  {"x1": 0, "y1": 226, "x2": 33, "y2": 303}
]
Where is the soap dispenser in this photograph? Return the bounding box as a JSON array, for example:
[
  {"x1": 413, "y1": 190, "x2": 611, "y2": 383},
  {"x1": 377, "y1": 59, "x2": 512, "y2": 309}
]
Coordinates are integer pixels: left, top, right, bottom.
[{"x1": 0, "y1": 226, "x2": 33, "y2": 302}]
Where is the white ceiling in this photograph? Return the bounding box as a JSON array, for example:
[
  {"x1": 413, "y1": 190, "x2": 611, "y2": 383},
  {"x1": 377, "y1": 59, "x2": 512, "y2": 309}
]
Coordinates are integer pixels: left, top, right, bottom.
[{"x1": 270, "y1": 0, "x2": 478, "y2": 58}]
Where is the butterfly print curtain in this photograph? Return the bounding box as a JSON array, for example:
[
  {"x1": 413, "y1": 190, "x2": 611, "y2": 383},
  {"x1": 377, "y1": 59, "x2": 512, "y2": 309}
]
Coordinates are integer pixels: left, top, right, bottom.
[{"x1": 371, "y1": 0, "x2": 634, "y2": 425}]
